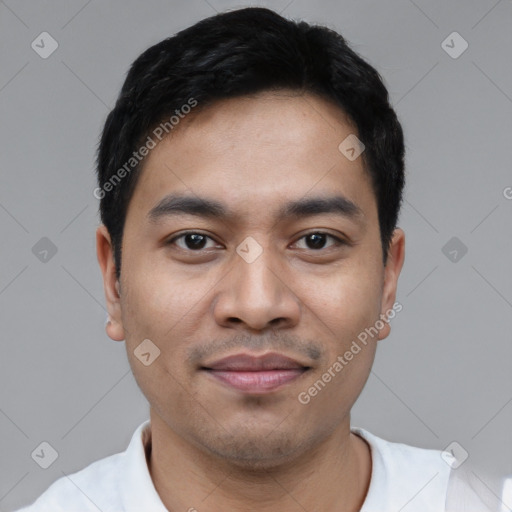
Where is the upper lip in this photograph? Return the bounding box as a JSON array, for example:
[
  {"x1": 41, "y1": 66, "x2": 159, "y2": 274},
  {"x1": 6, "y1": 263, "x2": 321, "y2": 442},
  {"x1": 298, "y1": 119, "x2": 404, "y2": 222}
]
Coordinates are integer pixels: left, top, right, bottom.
[{"x1": 202, "y1": 352, "x2": 310, "y2": 371}]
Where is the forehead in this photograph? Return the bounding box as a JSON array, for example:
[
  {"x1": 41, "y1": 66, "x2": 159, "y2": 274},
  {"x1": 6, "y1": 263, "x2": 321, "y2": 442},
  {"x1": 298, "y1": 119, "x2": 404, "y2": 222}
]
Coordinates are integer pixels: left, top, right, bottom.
[{"x1": 126, "y1": 90, "x2": 377, "y2": 228}]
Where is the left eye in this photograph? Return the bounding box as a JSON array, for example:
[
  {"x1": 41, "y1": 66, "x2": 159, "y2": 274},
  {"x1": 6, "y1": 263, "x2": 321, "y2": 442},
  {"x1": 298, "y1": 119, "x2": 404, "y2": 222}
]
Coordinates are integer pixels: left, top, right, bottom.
[{"x1": 294, "y1": 232, "x2": 344, "y2": 250}]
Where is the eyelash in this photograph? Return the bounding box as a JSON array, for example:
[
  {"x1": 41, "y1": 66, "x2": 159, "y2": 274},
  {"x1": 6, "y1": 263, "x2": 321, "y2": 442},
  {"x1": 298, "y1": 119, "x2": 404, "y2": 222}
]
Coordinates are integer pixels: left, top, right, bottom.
[{"x1": 166, "y1": 231, "x2": 347, "y2": 252}]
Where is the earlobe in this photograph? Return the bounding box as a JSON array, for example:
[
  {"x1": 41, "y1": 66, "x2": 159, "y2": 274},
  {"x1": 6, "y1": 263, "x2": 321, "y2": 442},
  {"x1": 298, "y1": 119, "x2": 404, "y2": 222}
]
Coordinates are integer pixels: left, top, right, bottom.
[
  {"x1": 106, "y1": 316, "x2": 125, "y2": 342},
  {"x1": 96, "y1": 225, "x2": 125, "y2": 342},
  {"x1": 377, "y1": 321, "x2": 391, "y2": 341}
]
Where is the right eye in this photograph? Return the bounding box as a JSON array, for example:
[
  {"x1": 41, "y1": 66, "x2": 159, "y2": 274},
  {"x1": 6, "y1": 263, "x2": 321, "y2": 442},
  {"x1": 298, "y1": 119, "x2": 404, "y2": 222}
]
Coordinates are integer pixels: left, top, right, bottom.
[{"x1": 166, "y1": 232, "x2": 220, "y2": 251}]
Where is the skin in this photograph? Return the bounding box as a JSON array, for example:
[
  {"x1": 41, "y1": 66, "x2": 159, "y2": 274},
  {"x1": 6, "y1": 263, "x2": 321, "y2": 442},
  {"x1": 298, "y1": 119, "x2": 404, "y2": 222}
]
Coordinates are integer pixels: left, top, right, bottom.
[{"x1": 97, "y1": 89, "x2": 405, "y2": 512}]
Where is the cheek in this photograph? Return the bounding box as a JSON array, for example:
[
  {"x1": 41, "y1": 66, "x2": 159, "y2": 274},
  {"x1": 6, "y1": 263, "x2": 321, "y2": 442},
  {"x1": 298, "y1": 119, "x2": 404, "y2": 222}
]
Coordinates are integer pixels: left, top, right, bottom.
[
  {"x1": 121, "y1": 260, "x2": 214, "y2": 336},
  {"x1": 119, "y1": 269, "x2": 199, "y2": 413},
  {"x1": 119, "y1": 263, "x2": 216, "y2": 399},
  {"x1": 298, "y1": 260, "x2": 383, "y2": 340}
]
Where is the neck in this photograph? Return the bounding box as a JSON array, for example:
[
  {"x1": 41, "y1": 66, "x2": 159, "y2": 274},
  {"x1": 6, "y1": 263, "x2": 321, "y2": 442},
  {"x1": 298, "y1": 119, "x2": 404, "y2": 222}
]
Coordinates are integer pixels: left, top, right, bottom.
[{"x1": 146, "y1": 410, "x2": 372, "y2": 512}]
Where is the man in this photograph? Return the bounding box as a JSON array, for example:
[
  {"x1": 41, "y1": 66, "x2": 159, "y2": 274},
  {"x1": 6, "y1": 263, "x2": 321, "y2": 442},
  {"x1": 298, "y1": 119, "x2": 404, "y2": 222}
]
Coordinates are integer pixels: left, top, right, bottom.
[{"x1": 15, "y1": 6, "x2": 492, "y2": 512}]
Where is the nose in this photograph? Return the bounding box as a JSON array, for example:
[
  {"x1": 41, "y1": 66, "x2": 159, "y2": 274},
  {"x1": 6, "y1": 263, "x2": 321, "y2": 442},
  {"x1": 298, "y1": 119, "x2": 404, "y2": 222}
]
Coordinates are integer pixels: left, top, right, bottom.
[{"x1": 212, "y1": 246, "x2": 301, "y2": 332}]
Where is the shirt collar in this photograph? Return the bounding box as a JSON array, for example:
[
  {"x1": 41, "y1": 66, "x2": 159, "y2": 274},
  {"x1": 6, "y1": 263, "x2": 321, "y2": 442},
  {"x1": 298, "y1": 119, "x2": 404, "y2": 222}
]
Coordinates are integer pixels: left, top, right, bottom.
[
  {"x1": 117, "y1": 420, "x2": 447, "y2": 511},
  {"x1": 119, "y1": 419, "x2": 168, "y2": 511}
]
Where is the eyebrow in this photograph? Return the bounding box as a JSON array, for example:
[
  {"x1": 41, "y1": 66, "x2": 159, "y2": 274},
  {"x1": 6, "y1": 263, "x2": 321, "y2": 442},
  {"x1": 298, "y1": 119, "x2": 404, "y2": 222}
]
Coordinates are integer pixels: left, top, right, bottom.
[{"x1": 148, "y1": 193, "x2": 365, "y2": 226}]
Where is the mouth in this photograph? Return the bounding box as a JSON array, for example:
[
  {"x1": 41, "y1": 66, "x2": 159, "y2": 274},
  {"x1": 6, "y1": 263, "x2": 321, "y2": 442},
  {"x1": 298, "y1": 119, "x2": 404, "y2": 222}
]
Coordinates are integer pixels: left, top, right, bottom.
[{"x1": 201, "y1": 352, "x2": 311, "y2": 394}]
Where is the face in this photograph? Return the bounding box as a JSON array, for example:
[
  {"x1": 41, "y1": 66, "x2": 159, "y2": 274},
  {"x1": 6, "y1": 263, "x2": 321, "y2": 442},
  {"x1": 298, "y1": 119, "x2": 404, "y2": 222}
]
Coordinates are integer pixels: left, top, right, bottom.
[{"x1": 97, "y1": 90, "x2": 405, "y2": 469}]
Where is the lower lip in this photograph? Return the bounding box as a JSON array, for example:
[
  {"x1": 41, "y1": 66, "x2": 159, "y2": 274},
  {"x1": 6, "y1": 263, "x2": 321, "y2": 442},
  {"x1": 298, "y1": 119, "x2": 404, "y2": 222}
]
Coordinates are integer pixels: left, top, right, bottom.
[{"x1": 204, "y1": 369, "x2": 307, "y2": 393}]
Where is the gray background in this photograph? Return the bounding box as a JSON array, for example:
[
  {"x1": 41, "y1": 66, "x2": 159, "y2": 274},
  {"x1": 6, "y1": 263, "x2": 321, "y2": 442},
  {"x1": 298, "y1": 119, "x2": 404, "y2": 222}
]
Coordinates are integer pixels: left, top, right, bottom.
[{"x1": 1, "y1": 0, "x2": 511, "y2": 509}]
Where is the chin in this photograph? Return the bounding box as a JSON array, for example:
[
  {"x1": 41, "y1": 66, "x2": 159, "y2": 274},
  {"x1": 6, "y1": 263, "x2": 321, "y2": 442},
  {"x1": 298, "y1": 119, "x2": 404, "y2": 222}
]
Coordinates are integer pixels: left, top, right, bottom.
[{"x1": 193, "y1": 425, "x2": 313, "y2": 472}]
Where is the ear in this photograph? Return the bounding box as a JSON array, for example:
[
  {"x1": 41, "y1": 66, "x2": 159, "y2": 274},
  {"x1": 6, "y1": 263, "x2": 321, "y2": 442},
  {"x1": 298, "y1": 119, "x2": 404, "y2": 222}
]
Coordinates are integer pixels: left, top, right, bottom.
[
  {"x1": 96, "y1": 225, "x2": 125, "y2": 341},
  {"x1": 377, "y1": 228, "x2": 405, "y2": 341}
]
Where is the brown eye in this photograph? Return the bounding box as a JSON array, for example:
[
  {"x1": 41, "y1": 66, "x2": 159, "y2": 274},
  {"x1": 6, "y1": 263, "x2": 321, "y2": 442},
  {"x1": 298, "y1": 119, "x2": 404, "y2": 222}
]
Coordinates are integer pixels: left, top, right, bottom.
[
  {"x1": 295, "y1": 232, "x2": 345, "y2": 250},
  {"x1": 168, "y1": 232, "x2": 217, "y2": 251}
]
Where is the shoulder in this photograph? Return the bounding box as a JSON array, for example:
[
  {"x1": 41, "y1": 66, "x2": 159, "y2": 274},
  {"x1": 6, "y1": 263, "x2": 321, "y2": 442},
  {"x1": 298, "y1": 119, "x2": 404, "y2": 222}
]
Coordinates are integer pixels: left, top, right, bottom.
[
  {"x1": 353, "y1": 427, "x2": 453, "y2": 476},
  {"x1": 13, "y1": 451, "x2": 126, "y2": 512},
  {"x1": 13, "y1": 420, "x2": 152, "y2": 512},
  {"x1": 352, "y1": 427, "x2": 453, "y2": 511}
]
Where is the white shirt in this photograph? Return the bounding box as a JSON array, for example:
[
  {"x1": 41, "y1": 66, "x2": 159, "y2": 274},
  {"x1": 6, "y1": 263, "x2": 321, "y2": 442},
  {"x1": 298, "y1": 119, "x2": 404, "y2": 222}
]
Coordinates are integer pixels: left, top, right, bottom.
[{"x1": 14, "y1": 420, "x2": 485, "y2": 512}]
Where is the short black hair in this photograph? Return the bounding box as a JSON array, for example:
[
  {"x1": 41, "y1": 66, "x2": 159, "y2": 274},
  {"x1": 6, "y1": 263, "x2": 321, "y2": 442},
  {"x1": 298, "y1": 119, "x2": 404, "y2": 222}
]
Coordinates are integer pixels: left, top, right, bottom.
[{"x1": 96, "y1": 6, "x2": 405, "y2": 279}]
